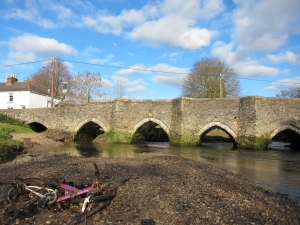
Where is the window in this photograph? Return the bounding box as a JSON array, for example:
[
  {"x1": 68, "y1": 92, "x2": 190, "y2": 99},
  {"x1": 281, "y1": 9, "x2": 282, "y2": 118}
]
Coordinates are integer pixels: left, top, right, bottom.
[{"x1": 9, "y1": 93, "x2": 13, "y2": 102}]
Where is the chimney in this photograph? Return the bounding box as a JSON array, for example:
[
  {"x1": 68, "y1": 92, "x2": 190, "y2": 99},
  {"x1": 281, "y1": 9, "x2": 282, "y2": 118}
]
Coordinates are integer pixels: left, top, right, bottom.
[{"x1": 7, "y1": 74, "x2": 18, "y2": 85}]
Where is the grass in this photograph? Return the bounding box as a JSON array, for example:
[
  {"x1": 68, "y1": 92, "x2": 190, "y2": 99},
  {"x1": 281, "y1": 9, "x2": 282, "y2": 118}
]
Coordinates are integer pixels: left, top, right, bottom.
[
  {"x1": 0, "y1": 123, "x2": 36, "y2": 134},
  {"x1": 0, "y1": 113, "x2": 36, "y2": 161}
]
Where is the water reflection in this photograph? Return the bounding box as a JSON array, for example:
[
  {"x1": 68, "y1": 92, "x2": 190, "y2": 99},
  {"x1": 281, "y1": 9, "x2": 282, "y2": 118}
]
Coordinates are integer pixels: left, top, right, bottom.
[{"x1": 53, "y1": 141, "x2": 300, "y2": 205}]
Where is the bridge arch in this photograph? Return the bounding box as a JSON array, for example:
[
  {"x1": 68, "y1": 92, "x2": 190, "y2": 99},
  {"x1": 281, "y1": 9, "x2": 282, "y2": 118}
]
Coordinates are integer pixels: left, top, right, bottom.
[
  {"x1": 26, "y1": 118, "x2": 49, "y2": 128},
  {"x1": 74, "y1": 118, "x2": 110, "y2": 142},
  {"x1": 132, "y1": 117, "x2": 170, "y2": 142},
  {"x1": 270, "y1": 124, "x2": 300, "y2": 139},
  {"x1": 75, "y1": 118, "x2": 109, "y2": 133},
  {"x1": 133, "y1": 117, "x2": 170, "y2": 136},
  {"x1": 270, "y1": 124, "x2": 300, "y2": 150},
  {"x1": 198, "y1": 122, "x2": 237, "y2": 146},
  {"x1": 26, "y1": 118, "x2": 49, "y2": 132}
]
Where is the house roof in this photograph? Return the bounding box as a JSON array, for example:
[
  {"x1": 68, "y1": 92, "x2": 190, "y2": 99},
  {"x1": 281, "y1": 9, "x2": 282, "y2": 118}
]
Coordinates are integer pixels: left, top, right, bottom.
[{"x1": 0, "y1": 81, "x2": 49, "y2": 96}]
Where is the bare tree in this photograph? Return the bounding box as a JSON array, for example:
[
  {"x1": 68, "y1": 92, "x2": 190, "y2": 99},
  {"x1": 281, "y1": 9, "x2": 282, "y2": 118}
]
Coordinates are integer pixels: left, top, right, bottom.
[
  {"x1": 182, "y1": 57, "x2": 241, "y2": 98},
  {"x1": 102, "y1": 81, "x2": 127, "y2": 100},
  {"x1": 68, "y1": 71, "x2": 103, "y2": 103},
  {"x1": 28, "y1": 58, "x2": 71, "y2": 97},
  {"x1": 276, "y1": 88, "x2": 300, "y2": 98}
]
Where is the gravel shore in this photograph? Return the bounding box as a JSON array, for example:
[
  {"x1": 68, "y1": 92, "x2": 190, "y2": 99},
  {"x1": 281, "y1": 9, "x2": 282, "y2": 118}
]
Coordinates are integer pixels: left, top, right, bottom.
[{"x1": 1, "y1": 152, "x2": 300, "y2": 225}]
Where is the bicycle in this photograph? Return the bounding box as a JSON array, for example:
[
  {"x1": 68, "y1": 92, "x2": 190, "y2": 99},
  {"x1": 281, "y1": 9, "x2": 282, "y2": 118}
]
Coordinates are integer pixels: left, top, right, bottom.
[
  {"x1": 6, "y1": 177, "x2": 57, "y2": 206},
  {"x1": 5, "y1": 163, "x2": 111, "y2": 212}
]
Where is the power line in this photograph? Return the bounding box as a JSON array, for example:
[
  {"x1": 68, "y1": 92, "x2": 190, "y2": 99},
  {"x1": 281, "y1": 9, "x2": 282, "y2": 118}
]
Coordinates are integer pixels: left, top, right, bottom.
[
  {"x1": 1, "y1": 58, "x2": 300, "y2": 85},
  {"x1": 0, "y1": 59, "x2": 51, "y2": 68},
  {"x1": 63, "y1": 59, "x2": 186, "y2": 75},
  {"x1": 63, "y1": 59, "x2": 300, "y2": 85}
]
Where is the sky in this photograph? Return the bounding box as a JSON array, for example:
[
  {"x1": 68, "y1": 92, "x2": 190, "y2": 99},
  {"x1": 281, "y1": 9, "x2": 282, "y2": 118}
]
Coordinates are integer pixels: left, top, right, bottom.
[{"x1": 0, "y1": 0, "x2": 299, "y2": 99}]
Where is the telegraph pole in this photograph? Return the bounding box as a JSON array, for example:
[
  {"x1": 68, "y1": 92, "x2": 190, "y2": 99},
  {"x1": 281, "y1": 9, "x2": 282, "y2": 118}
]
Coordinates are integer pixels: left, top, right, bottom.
[
  {"x1": 220, "y1": 74, "x2": 222, "y2": 98},
  {"x1": 51, "y1": 57, "x2": 54, "y2": 107}
]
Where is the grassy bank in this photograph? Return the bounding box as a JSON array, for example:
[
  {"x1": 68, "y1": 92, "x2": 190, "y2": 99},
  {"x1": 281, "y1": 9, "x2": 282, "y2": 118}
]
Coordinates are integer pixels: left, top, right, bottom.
[{"x1": 0, "y1": 113, "x2": 35, "y2": 161}]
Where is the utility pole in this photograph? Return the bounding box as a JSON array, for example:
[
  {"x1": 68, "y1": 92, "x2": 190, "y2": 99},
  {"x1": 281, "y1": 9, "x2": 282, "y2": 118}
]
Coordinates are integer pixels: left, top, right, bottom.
[
  {"x1": 220, "y1": 74, "x2": 222, "y2": 98},
  {"x1": 51, "y1": 57, "x2": 55, "y2": 107}
]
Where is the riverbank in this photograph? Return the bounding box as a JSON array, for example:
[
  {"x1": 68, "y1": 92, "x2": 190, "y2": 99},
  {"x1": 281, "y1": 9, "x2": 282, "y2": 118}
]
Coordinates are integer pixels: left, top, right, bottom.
[{"x1": 1, "y1": 134, "x2": 300, "y2": 224}]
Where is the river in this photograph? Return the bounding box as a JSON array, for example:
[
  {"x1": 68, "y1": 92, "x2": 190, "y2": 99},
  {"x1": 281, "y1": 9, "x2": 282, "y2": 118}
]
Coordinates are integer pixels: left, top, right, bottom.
[{"x1": 53, "y1": 141, "x2": 300, "y2": 205}]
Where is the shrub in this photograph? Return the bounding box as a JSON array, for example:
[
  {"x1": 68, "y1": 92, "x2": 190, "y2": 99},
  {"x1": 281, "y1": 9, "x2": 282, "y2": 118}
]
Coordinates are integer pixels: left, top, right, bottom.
[
  {"x1": 0, "y1": 113, "x2": 28, "y2": 127},
  {"x1": 0, "y1": 128, "x2": 24, "y2": 161}
]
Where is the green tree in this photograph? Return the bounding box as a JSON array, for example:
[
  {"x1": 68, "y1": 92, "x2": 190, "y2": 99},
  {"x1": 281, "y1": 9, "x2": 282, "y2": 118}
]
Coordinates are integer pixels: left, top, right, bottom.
[{"x1": 182, "y1": 57, "x2": 241, "y2": 98}]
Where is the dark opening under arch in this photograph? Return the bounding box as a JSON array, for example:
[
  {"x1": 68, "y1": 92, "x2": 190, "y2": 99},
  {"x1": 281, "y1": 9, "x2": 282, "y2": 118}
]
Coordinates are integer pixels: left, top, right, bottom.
[
  {"x1": 132, "y1": 121, "x2": 169, "y2": 143},
  {"x1": 270, "y1": 129, "x2": 300, "y2": 151},
  {"x1": 200, "y1": 126, "x2": 237, "y2": 148},
  {"x1": 29, "y1": 122, "x2": 47, "y2": 133},
  {"x1": 74, "y1": 121, "x2": 105, "y2": 142}
]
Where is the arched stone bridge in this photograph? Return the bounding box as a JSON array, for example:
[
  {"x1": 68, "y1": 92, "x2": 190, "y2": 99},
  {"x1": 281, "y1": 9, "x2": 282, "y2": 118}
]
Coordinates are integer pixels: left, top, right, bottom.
[{"x1": 2, "y1": 96, "x2": 300, "y2": 150}]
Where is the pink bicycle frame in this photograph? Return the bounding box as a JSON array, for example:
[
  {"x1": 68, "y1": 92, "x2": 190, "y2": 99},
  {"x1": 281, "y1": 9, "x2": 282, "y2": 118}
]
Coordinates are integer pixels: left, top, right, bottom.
[{"x1": 57, "y1": 183, "x2": 95, "y2": 202}]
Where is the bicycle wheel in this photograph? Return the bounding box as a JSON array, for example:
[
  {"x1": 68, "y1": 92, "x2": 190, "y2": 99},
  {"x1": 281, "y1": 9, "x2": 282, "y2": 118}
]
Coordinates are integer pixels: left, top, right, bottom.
[
  {"x1": 6, "y1": 178, "x2": 57, "y2": 205},
  {"x1": 69, "y1": 195, "x2": 111, "y2": 204}
]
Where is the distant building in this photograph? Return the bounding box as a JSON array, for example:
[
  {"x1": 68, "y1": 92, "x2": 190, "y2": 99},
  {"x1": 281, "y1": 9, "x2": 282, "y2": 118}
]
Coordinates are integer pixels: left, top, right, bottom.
[{"x1": 0, "y1": 74, "x2": 60, "y2": 109}]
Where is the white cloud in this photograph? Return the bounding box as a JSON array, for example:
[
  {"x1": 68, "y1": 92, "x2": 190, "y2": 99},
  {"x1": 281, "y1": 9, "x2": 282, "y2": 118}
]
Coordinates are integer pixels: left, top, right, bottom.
[
  {"x1": 77, "y1": 0, "x2": 221, "y2": 50},
  {"x1": 149, "y1": 63, "x2": 188, "y2": 86},
  {"x1": 158, "y1": 51, "x2": 182, "y2": 62},
  {"x1": 78, "y1": 7, "x2": 149, "y2": 35},
  {"x1": 127, "y1": 15, "x2": 214, "y2": 50},
  {"x1": 114, "y1": 63, "x2": 188, "y2": 86},
  {"x1": 1, "y1": 0, "x2": 73, "y2": 28},
  {"x1": 115, "y1": 64, "x2": 150, "y2": 76},
  {"x1": 89, "y1": 53, "x2": 114, "y2": 64},
  {"x1": 83, "y1": 45, "x2": 101, "y2": 57},
  {"x1": 264, "y1": 85, "x2": 277, "y2": 91},
  {"x1": 232, "y1": 0, "x2": 300, "y2": 51},
  {"x1": 6, "y1": 34, "x2": 76, "y2": 62},
  {"x1": 235, "y1": 64, "x2": 279, "y2": 77},
  {"x1": 160, "y1": 0, "x2": 224, "y2": 20},
  {"x1": 127, "y1": 52, "x2": 134, "y2": 56},
  {"x1": 267, "y1": 51, "x2": 299, "y2": 65},
  {"x1": 273, "y1": 76, "x2": 300, "y2": 89},
  {"x1": 112, "y1": 76, "x2": 147, "y2": 93},
  {"x1": 212, "y1": 41, "x2": 280, "y2": 77},
  {"x1": 101, "y1": 78, "x2": 114, "y2": 87},
  {"x1": 1, "y1": 0, "x2": 223, "y2": 50},
  {"x1": 124, "y1": 0, "x2": 222, "y2": 49}
]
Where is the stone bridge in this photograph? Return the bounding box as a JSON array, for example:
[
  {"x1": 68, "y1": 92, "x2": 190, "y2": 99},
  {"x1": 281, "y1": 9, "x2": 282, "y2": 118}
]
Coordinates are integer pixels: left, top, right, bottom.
[{"x1": 1, "y1": 96, "x2": 300, "y2": 150}]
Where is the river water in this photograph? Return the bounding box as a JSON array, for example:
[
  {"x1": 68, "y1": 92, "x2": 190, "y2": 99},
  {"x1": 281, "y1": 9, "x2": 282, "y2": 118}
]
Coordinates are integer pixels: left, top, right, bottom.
[{"x1": 53, "y1": 142, "x2": 300, "y2": 205}]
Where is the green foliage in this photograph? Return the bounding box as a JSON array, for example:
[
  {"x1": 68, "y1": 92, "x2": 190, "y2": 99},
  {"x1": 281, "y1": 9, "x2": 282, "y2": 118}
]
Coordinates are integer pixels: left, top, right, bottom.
[
  {"x1": 0, "y1": 126, "x2": 25, "y2": 161},
  {"x1": 0, "y1": 123, "x2": 35, "y2": 134},
  {"x1": 0, "y1": 113, "x2": 28, "y2": 127},
  {"x1": 131, "y1": 133, "x2": 145, "y2": 142},
  {"x1": 237, "y1": 135, "x2": 271, "y2": 149},
  {"x1": 105, "y1": 130, "x2": 130, "y2": 143},
  {"x1": 0, "y1": 114, "x2": 35, "y2": 161}
]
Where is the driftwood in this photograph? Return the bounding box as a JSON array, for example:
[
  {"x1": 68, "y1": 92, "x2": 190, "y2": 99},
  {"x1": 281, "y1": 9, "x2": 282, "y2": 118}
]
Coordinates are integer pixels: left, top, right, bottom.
[
  {"x1": 67, "y1": 177, "x2": 130, "y2": 225},
  {"x1": 3, "y1": 197, "x2": 40, "y2": 225},
  {"x1": 147, "y1": 144, "x2": 169, "y2": 149}
]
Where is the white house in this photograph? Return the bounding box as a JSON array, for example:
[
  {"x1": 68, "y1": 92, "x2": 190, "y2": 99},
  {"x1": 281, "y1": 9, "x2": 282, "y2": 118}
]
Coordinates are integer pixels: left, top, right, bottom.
[{"x1": 0, "y1": 74, "x2": 60, "y2": 109}]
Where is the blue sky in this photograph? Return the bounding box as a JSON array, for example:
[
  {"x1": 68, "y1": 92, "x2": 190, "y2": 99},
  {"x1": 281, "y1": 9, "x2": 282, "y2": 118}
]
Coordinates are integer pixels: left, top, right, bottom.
[{"x1": 0, "y1": 0, "x2": 299, "y2": 99}]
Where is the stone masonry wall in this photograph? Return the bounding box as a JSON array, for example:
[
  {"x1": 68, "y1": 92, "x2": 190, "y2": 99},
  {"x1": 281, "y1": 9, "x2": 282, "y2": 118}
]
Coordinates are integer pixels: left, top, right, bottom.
[{"x1": 1, "y1": 96, "x2": 299, "y2": 149}]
